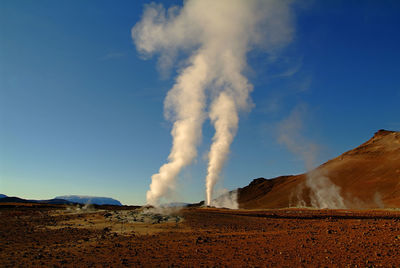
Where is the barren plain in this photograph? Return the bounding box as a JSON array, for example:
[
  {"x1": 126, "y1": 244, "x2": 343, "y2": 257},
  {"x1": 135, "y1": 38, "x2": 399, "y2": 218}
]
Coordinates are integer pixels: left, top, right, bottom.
[{"x1": 1, "y1": 204, "x2": 400, "y2": 267}]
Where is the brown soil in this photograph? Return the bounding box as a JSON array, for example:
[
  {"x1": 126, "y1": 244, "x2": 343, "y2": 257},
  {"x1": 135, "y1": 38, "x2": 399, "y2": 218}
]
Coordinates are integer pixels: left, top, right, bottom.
[
  {"x1": 239, "y1": 130, "x2": 400, "y2": 209},
  {"x1": 1, "y1": 204, "x2": 400, "y2": 267}
]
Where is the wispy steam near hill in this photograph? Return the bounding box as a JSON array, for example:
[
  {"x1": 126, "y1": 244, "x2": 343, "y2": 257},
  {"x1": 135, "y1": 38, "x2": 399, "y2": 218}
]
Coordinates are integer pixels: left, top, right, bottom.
[{"x1": 238, "y1": 130, "x2": 400, "y2": 209}]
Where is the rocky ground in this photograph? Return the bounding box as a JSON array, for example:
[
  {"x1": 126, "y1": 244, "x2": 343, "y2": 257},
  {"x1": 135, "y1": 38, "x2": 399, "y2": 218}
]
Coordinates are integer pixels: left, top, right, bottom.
[{"x1": 1, "y1": 204, "x2": 400, "y2": 267}]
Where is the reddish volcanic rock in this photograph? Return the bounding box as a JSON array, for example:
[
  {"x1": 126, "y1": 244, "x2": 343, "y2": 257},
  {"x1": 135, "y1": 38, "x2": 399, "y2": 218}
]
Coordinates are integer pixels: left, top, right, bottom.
[
  {"x1": 1, "y1": 206, "x2": 400, "y2": 267},
  {"x1": 238, "y1": 130, "x2": 400, "y2": 209}
]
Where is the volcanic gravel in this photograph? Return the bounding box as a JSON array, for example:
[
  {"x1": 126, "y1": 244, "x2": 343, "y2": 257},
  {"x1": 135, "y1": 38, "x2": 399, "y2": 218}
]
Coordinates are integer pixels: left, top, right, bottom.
[{"x1": 1, "y1": 206, "x2": 400, "y2": 267}]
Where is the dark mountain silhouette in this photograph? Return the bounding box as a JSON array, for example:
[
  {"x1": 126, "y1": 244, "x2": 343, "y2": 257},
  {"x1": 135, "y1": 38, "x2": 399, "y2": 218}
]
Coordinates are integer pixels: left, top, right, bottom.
[
  {"x1": 0, "y1": 195, "x2": 122, "y2": 206},
  {"x1": 0, "y1": 196, "x2": 74, "y2": 205},
  {"x1": 55, "y1": 195, "x2": 122, "y2": 206}
]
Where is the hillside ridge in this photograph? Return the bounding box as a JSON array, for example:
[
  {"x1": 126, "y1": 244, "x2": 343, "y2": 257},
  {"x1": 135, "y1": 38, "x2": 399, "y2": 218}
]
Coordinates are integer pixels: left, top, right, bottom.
[{"x1": 238, "y1": 130, "x2": 400, "y2": 209}]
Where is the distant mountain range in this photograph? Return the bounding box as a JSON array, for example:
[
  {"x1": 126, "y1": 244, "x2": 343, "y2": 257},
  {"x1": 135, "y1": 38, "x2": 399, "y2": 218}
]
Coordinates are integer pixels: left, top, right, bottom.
[
  {"x1": 0, "y1": 196, "x2": 75, "y2": 205},
  {"x1": 55, "y1": 195, "x2": 122, "y2": 206},
  {"x1": 0, "y1": 194, "x2": 122, "y2": 206}
]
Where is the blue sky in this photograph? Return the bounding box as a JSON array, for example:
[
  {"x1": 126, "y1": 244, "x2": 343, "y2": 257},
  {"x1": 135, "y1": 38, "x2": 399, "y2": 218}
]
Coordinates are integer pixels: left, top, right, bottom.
[{"x1": 1, "y1": 0, "x2": 399, "y2": 205}]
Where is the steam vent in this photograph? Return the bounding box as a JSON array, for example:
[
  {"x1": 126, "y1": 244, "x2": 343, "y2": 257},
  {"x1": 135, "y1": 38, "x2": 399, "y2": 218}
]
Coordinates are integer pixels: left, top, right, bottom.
[{"x1": 238, "y1": 130, "x2": 400, "y2": 209}]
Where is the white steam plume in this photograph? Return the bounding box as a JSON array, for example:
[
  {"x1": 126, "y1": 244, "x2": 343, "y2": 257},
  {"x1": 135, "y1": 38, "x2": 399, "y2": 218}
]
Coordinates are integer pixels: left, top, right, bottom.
[
  {"x1": 212, "y1": 189, "x2": 239, "y2": 209},
  {"x1": 146, "y1": 54, "x2": 208, "y2": 206},
  {"x1": 206, "y1": 93, "x2": 239, "y2": 206},
  {"x1": 132, "y1": 0, "x2": 294, "y2": 206}
]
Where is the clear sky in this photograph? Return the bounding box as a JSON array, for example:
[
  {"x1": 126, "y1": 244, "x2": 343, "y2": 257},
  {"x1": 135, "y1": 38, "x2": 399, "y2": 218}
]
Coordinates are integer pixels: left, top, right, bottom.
[{"x1": 1, "y1": 0, "x2": 399, "y2": 205}]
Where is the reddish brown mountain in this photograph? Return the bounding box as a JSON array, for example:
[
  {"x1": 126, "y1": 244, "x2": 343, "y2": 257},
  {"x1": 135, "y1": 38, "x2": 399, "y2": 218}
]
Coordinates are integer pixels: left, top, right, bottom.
[{"x1": 238, "y1": 130, "x2": 400, "y2": 209}]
